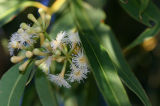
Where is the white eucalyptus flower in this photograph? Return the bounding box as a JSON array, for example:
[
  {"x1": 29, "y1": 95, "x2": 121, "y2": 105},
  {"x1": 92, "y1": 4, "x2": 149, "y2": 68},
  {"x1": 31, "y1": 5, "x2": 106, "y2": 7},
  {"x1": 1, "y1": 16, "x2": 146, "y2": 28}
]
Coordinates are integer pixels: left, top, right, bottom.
[
  {"x1": 56, "y1": 31, "x2": 67, "y2": 42},
  {"x1": 68, "y1": 31, "x2": 80, "y2": 45},
  {"x1": 72, "y1": 50, "x2": 88, "y2": 68},
  {"x1": 18, "y1": 28, "x2": 35, "y2": 46},
  {"x1": 48, "y1": 74, "x2": 71, "y2": 88},
  {"x1": 39, "y1": 56, "x2": 52, "y2": 74},
  {"x1": 68, "y1": 64, "x2": 88, "y2": 83},
  {"x1": 8, "y1": 33, "x2": 21, "y2": 55},
  {"x1": 50, "y1": 31, "x2": 67, "y2": 50}
]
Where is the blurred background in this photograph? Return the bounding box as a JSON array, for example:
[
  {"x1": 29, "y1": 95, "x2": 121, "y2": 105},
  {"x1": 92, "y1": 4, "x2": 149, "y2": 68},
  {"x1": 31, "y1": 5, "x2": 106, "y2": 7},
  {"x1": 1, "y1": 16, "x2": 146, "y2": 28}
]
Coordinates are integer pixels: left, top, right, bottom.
[{"x1": 0, "y1": 0, "x2": 160, "y2": 106}]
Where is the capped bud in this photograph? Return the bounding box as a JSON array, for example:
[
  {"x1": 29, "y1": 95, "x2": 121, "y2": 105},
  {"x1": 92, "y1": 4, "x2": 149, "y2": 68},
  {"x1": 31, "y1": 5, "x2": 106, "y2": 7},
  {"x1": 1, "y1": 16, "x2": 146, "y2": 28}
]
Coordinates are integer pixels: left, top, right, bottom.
[
  {"x1": 35, "y1": 58, "x2": 46, "y2": 66},
  {"x1": 17, "y1": 28, "x2": 24, "y2": 34},
  {"x1": 56, "y1": 57, "x2": 65, "y2": 62},
  {"x1": 55, "y1": 50, "x2": 61, "y2": 56},
  {"x1": 26, "y1": 29, "x2": 34, "y2": 34},
  {"x1": 45, "y1": 14, "x2": 51, "y2": 28},
  {"x1": 38, "y1": 8, "x2": 45, "y2": 16},
  {"x1": 34, "y1": 27, "x2": 42, "y2": 33},
  {"x1": 43, "y1": 42, "x2": 52, "y2": 51},
  {"x1": 38, "y1": 8, "x2": 45, "y2": 29},
  {"x1": 28, "y1": 14, "x2": 38, "y2": 24},
  {"x1": 25, "y1": 51, "x2": 33, "y2": 58},
  {"x1": 29, "y1": 27, "x2": 42, "y2": 34},
  {"x1": 20, "y1": 23, "x2": 29, "y2": 30},
  {"x1": 19, "y1": 60, "x2": 30, "y2": 71},
  {"x1": 10, "y1": 56, "x2": 25, "y2": 63},
  {"x1": 33, "y1": 48, "x2": 47, "y2": 56}
]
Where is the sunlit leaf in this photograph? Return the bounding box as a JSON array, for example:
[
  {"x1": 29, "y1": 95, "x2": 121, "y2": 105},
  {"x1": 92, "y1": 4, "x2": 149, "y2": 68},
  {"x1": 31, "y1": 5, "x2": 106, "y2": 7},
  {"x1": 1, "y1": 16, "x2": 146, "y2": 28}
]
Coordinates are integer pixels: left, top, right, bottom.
[
  {"x1": 69, "y1": 0, "x2": 131, "y2": 105},
  {"x1": 0, "y1": 0, "x2": 47, "y2": 27},
  {"x1": 98, "y1": 23, "x2": 152, "y2": 106}
]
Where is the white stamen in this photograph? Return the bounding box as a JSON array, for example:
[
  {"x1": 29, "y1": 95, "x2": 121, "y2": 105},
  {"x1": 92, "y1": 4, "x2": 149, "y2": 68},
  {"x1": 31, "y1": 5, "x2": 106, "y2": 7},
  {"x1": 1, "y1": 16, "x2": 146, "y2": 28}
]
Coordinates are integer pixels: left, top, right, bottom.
[{"x1": 48, "y1": 74, "x2": 71, "y2": 88}]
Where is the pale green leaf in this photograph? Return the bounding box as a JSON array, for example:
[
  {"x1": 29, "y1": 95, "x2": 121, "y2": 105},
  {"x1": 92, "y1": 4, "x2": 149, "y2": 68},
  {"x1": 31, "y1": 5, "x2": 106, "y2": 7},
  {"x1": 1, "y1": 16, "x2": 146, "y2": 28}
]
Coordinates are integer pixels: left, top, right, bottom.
[
  {"x1": 0, "y1": 1, "x2": 42, "y2": 27},
  {"x1": 35, "y1": 69, "x2": 58, "y2": 106},
  {"x1": 0, "y1": 62, "x2": 33, "y2": 106}
]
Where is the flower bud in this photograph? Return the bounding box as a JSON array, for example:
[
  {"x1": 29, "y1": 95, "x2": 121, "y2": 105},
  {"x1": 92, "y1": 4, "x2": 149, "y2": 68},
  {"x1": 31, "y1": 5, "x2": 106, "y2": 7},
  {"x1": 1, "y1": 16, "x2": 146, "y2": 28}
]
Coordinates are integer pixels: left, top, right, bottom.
[
  {"x1": 35, "y1": 58, "x2": 46, "y2": 66},
  {"x1": 10, "y1": 56, "x2": 25, "y2": 63},
  {"x1": 17, "y1": 28, "x2": 24, "y2": 34},
  {"x1": 55, "y1": 50, "x2": 61, "y2": 56},
  {"x1": 33, "y1": 48, "x2": 47, "y2": 56},
  {"x1": 20, "y1": 23, "x2": 29, "y2": 30},
  {"x1": 34, "y1": 27, "x2": 42, "y2": 33},
  {"x1": 19, "y1": 60, "x2": 30, "y2": 71},
  {"x1": 25, "y1": 51, "x2": 33, "y2": 58},
  {"x1": 43, "y1": 42, "x2": 52, "y2": 51},
  {"x1": 56, "y1": 57, "x2": 65, "y2": 62},
  {"x1": 45, "y1": 14, "x2": 51, "y2": 28},
  {"x1": 38, "y1": 8, "x2": 45, "y2": 29},
  {"x1": 28, "y1": 14, "x2": 38, "y2": 24}
]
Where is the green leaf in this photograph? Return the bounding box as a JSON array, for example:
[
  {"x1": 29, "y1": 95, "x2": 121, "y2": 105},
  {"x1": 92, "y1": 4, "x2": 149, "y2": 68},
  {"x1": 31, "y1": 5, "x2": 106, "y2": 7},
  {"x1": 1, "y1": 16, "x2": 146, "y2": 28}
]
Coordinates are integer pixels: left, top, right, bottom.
[
  {"x1": 86, "y1": 0, "x2": 107, "y2": 8},
  {"x1": 0, "y1": 62, "x2": 33, "y2": 106},
  {"x1": 120, "y1": 1, "x2": 160, "y2": 26},
  {"x1": 0, "y1": 1, "x2": 41, "y2": 27},
  {"x1": 22, "y1": 83, "x2": 41, "y2": 106},
  {"x1": 119, "y1": 0, "x2": 128, "y2": 4},
  {"x1": 49, "y1": 12, "x2": 75, "y2": 38},
  {"x1": 69, "y1": 0, "x2": 131, "y2": 105},
  {"x1": 139, "y1": 0, "x2": 150, "y2": 15},
  {"x1": 98, "y1": 23, "x2": 152, "y2": 106},
  {"x1": 35, "y1": 69, "x2": 58, "y2": 106},
  {"x1": 120, "y1": 1, "x2": 160, "y2": 50}
]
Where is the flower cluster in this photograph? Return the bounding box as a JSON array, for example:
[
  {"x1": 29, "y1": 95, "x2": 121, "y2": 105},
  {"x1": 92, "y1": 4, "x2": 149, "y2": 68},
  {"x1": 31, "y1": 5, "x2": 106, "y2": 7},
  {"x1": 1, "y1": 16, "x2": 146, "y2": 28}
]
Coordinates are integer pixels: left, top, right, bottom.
[{"x1": 8, "y1": 8, "x2": 89, "y2": 88}]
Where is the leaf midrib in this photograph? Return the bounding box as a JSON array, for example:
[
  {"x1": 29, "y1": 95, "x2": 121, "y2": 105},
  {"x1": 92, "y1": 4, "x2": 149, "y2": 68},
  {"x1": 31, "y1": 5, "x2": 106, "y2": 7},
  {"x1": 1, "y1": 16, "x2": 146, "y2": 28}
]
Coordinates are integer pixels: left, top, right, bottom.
[
  {"x1": 72, "y1": 4, "x2": 126, "y2": 105},
  {"x1": 7, "y1": 75, "x2": 23, "y2": 106},
  {"x1": 79, "y1": 5, "x2": 150, "y2": 105}
]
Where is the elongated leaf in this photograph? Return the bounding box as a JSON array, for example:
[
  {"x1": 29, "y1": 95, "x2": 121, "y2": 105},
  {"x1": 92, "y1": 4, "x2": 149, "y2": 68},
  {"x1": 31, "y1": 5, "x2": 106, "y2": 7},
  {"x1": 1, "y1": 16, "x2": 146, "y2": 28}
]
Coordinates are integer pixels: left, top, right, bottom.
[
  {"x1": 120, "y1": 1, "x2": 160, "y2": 50},
  {"x1": 69, "y1": 0, "x2": 131, "y2": 105},
  {"x1": 120, "y1": 1, "x2": 160, "y2": 26},
  {"x1": 0, "y1": 63, "x2": 33, "y2": 106},
  {"x1": 22, "y1": 84, "x2": 41, "y2": 106},
  {"x1": 98, "y1": 23, "x2": 152, "y2": 106},
  {"x1": 49, "y1": 12, "x2": 75, "y2": 38},
  {"x1": 119, "y1": 0, "x2": 128, "y2": 4},
  {"x1": 139, "y1": 0, "x2": 150, "y2": 16},
  {"x1": 35, "y1": 69, "x2": 58, "y2": 106}
]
